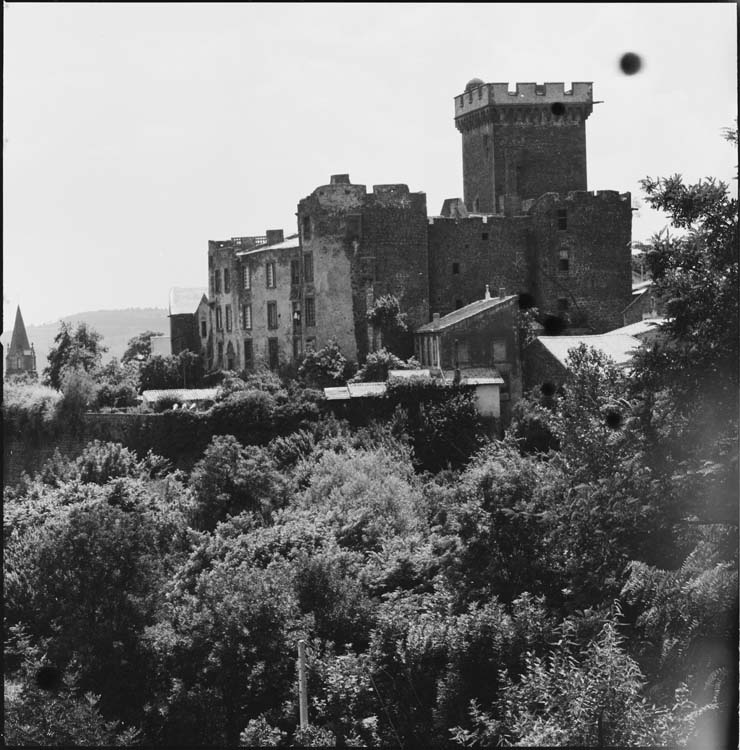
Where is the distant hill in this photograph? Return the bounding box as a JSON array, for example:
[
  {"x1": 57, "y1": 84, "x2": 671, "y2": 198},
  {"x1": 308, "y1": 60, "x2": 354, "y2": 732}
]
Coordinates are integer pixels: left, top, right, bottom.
[{"x1": 2, "y1": 308, "x2": 169, "y2": 370}]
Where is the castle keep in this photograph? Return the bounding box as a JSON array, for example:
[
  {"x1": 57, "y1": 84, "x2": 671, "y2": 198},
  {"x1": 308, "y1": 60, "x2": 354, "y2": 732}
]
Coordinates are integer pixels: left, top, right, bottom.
[{"x1": 195, "y1": 78, "x2": 632, "y2": 383}]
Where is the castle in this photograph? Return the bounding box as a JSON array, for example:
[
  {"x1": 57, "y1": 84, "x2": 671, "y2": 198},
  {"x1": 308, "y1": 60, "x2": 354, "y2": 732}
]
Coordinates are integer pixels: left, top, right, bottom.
[{"x1": 175, "y1": 79, "x2": 633, "y2": 397}]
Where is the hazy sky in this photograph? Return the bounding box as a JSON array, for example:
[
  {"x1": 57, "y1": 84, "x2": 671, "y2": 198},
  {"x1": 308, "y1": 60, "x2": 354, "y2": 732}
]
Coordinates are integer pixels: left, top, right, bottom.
[{"x1": 4, "y1": 2, "x2": 737, "y2": 326}]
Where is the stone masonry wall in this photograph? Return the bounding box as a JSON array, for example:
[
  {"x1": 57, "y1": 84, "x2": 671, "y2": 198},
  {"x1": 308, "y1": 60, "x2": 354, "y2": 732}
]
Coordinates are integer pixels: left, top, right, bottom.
[
  {"x1": 427, "y1": 215, "x2": 530, "y2": 318},
  {"x1": 298, "y1": 179, "x2": 429, "y2": 363},
  {"x1": 528, "y1": 190, "x2": 633, "y2": 332}
]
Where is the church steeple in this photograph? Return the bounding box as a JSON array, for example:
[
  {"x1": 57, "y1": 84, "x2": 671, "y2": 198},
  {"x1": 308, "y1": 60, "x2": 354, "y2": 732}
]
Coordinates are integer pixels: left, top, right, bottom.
[{"x1": 5, "y1": 306, "x2": 37, "y2": 378}]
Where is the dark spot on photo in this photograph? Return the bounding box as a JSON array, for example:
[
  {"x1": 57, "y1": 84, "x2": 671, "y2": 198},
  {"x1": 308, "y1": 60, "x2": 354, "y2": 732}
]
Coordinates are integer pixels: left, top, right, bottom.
[
  {"x1": 36, "y1": 665, "x2": 62, "y2": 692},
  {"x1": 620, "y1": 52, "x2": 642, "y2": 75}
]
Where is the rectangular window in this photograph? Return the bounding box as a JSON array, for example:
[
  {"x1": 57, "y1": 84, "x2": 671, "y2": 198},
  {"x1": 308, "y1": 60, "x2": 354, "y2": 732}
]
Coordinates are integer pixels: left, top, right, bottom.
[
  {"x1": 241, "y1": 303, "x2": 252, "y2": 330},
  {"x1": 303, "y1": 253, "x2": 314, "y2": 283},
  {"x1": 268, "y1": 338, "x2": 279, "y2": 370},
  {"x1": 557, "y1": 209, "x2": 567, "y2": 230},
  {"x1": 266, "y1": 261, "x2": 276, "y2": 288},
  {"x1": 481, "y1": 232, "x2": 489, "y2": 240},
  {"x1": 302, "y1": 215, "x2": 312, "y2": 241},
  {"x1": 304, "y1": 297, "x2": 316, "y2": 327},
  {"x1": 493, "y1": 338, "x2": 507, "y2": 361},
  {"x1": 216, "y1": 306, "x2": 223, "y2": 331},
  {"x1": 558, "y1": 248, "x2": 570, "y2": 273},
  {"x1": 214, "y1": 269, "x2": 222, "y2": 294},
  {"x1": 292, "y1": 301, "x2": 302, "y2": 333},
  {"x1": 291, "y1": 259, "x2": 301, "y2": 285},
  {"x1": 242, "y1": 264, "x2": 251, "y2": 290},
  {"x1": 200, "y1": 320, "x2": 207, "y2": 338},
  {"x1": 225, "y1": 304, "x2": 232, "y2": 331},
  {"x1": 243, "y1": 339, "x2": 253, "y2": 369},
  {"x1": 224, "y1": 268, "x2": 231, "y2": 293},
  {"x1": 452, "y1": 262, "x2": 460, "y2": 275},
  {"x1": 267, "y1": 301, "x2": 278, "y2": 329},
  {"x1": 293, "y1": 337, "x2": 303, "y2": 360}
]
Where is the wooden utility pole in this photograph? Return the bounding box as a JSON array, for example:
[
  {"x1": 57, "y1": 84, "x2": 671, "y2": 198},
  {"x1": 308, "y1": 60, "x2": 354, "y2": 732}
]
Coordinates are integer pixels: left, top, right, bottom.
[{"x1": 297, "y1": 639, "x2": 308, "y2": 730}]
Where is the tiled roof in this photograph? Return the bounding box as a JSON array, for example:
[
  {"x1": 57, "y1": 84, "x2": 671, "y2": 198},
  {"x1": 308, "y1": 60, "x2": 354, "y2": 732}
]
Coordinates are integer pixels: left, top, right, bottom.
[
  {"x1": 606, "y1": 318, "x2": 666, "y2": 338},
  {"x1": 323, "y1": 383, "x2": 387, "y2": 400},
  {"x1": 387, "y1": 369, "x2": 432, "y2": 380},
  {"x1": 535, "y1": 334, "x2": 641, "y2": 368},
  {"x1": 441, "y1": 366, "x2": 505, "y2": 385},
  {"x1": 416, "y1": 295, "x2": 518, "y2": 333},
  {"x1": 169, "y1": 287, "x2": 208, "y2": 316},
  {"x1": 237, "y1": 234, "x2": 300, "y2": 256},
  {"x1": 347, "y1": 383, "x2": 387, "y2": 398},
  {"x1": 141, "y1": 388, "x2": 218, "y2": 402}
]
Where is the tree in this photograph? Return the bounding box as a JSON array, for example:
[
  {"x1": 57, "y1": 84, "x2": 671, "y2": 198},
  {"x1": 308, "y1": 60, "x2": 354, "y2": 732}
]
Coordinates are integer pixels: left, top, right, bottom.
[
  {"x1": 139, "y1": 351, "x2": 204, "y2": 391},
  {"x1": 122, "y1": 330, "x2": 165, "y2": 364},
  {"x1": 43, "y1": 321, "x2": 108, "y2": 389},
  {"x1": 452, "y1": 615, "x2": 713, "y2": 747},
  {"x1": 297, "y1": 340, "x2": 354, "y2": 388},
  {"x1": 367, "y1": 295, "x2": 411, "y2": 357},
  {"x1": 350, "y1": 348, "x2": 420, "y2": 383},
  {"x1": 189, "y1": 434, "x2": 287, "y2": 530}
]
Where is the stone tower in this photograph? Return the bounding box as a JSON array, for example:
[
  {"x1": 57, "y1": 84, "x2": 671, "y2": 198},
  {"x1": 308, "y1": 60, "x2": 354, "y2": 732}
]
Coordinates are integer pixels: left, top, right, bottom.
[
  {"x1": 455, "y1": 80, "x2": 593, "y2": 214},
  {"x1": 5, "y1": 306, "x2": 37, "y2": 378}
]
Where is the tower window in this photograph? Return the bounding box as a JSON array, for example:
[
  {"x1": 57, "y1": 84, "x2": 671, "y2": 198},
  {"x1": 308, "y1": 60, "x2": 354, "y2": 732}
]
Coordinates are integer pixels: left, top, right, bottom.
[
  {"x1": 558, "y1": 248, "x2": 570, "y2": 272},
  {"x1": 267, "y1": 301, "x2": 278, "y2": 329},
  {"x1": 224, "y1": 269, "x2": 231, "y2": 294},
  {"x1": 302, "y1": 215, "x2": 312, "y2": 241},
  {"x1": 305, "y1": 297, "x2": 316, "y2": 327},
  {"x1": 557, "y1": 209, "x2": 568, "y2": 230},
  {"x1": 304, "y1": 253, "x2": 314, "y2": 283},
  {"x1": 241, "y1": 303, "x2": 252, "y2": 330},
  {"x1": 214, "y1": 270, "x2": 222, "y2": 294},
  {"x1": 225, "y1": 304, "x2": 233, "y2": 331},
  {"x1": 216, "y1": 306, "x2": 223, "y2": 331},
  {"x1": 452, "y1": 262, "x2": 460, "y2": 275}
]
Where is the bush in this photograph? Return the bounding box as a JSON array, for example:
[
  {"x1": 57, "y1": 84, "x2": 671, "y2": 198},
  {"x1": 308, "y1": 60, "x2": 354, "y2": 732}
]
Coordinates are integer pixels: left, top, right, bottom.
[
  {"x1": 351, "y1": 348, "x2": 420, "y2": 383},
  {"x1": 2, "y1": 381, "x2": 62, "y2": 438},
  {"x1": 298, "y1": 340, "x2": 355, "y2": 388},
  {"x1": 57, "y1": 368, "x2": 100, "y2": 429}
]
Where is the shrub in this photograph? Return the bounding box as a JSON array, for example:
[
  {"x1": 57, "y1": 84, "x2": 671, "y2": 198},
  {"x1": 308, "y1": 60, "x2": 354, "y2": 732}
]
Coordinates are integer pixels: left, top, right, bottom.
[
  {"x1": 351, "y1": 348, "x2": 420, "y2": 383},
  {"x1": 298, "y1": 340, "x2": 355, "y2": 388},
  {"x1": 2, "y1": 381, "x2": 62, "y2": 438}
]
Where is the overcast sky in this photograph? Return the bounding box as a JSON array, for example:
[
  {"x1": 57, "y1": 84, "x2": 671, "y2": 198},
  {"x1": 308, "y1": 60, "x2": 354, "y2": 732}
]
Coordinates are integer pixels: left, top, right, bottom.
[{"x1": 4, "y1": 2, "x2": 737, "y2": 326}]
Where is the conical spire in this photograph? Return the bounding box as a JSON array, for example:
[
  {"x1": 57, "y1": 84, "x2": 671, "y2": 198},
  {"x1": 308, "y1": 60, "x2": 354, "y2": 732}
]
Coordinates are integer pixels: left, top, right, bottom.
[{"x1": 9, "y1": 306, "x2": 31, "y2": 354}]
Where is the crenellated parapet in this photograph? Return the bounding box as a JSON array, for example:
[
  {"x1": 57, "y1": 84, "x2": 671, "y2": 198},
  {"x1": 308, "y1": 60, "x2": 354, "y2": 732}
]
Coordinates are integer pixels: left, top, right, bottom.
[{"x1": 455, "y1": 81, "x2": 593, "y2": 132}]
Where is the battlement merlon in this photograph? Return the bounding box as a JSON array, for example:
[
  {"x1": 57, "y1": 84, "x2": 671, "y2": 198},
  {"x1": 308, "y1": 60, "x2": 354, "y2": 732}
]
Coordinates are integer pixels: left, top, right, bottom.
[{"x1": 454, "y1": 82, "x2": 593, "y2": 126}]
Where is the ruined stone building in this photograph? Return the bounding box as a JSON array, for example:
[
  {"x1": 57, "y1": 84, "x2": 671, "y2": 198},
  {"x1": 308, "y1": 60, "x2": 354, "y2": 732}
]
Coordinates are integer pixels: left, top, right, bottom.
[
  {"x1": 197, "y1": 78, "x2": 632, "y2": 385},
  {"x1": 5, "y1": 306, "x2": 37, "y2": 378}
]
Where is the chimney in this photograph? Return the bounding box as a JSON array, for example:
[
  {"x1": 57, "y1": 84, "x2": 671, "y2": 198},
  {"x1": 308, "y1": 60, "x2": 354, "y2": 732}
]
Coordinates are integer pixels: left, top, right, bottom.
[
  {"x1": 265, "y1": 229, "x2": 284, "y2": 245},
  {"x1": 330, "y1": 174, "x2": 350, "y2": 185},
  {"x1": 499, "y1": 287, "x2": 506, "y2": 298}
]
